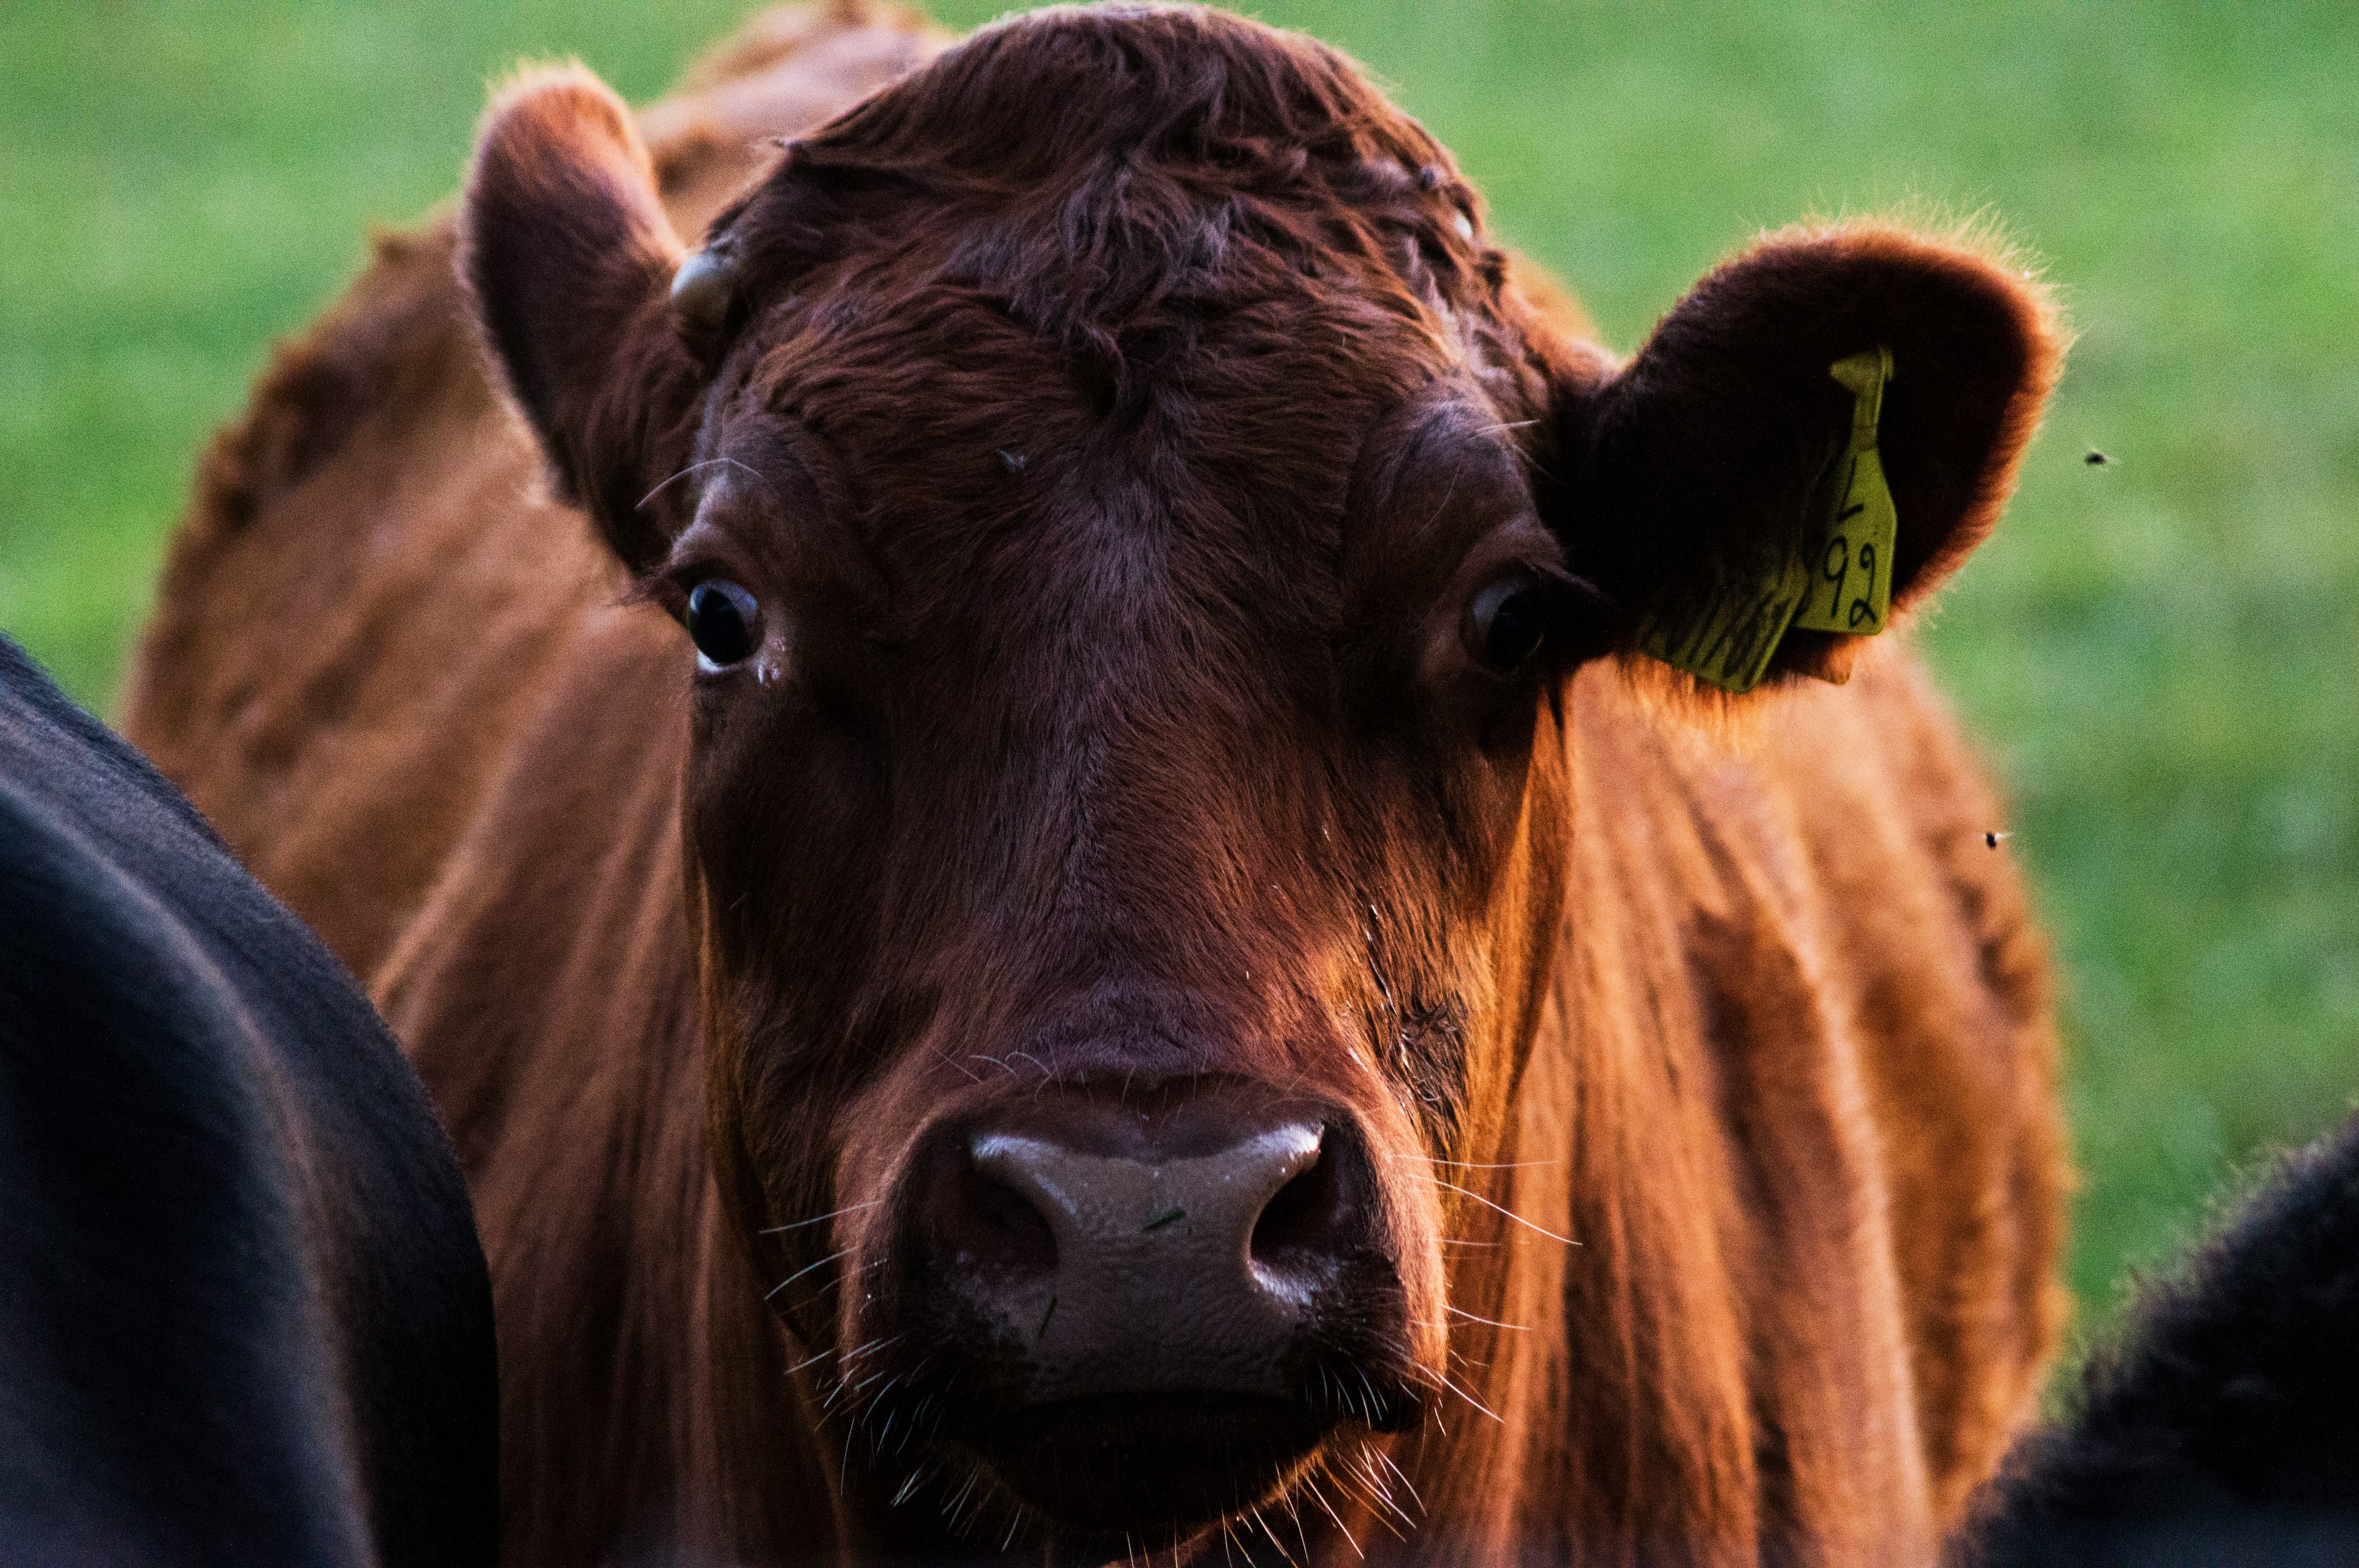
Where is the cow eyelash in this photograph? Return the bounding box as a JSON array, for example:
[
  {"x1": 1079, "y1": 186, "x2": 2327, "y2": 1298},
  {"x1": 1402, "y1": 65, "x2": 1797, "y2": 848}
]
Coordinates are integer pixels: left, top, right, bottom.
[
  {"x1": 622, "y1": 572, "x2": 692, "y2": 620},
  {"x1": 635, "y1": 552, "x2": 749, "y2": 623},
  {"x1": 1521, "y1": 566, "x2": 1623, "y2": 669}
]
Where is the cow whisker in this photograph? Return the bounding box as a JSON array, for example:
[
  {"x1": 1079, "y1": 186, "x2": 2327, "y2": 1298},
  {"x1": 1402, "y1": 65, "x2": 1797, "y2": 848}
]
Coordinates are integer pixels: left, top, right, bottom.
[
  {"x1": 1430, "y1": 1367, "x2": 1503, "y2": 1424},
  {"x1": 1339, "y1": 1443, "x2": 1415, "y2": 1537},
  {"x1": 1358, "y1": 1369, "x2": 1390, "y2": 1432},
  {"x1": 766, "y1": 1247, "x2": 850, "y2": 1301},
  {"x1": 1298, "y1": 1471, "x2": 1364, "y2": 1560},
  {"x1": 1258, "y1": 1501, "x2": 1305, "y2": 1568},
  {"x1": 634, "y1": 455, "x2": 762, "y2": 512},
  {"x1": 1323, "y1": 1450, "x2": 1385, "y2": 1535},
  {"x1": 1421, "y1": 464, "x2": 1465, "y2": 541},
  {"x1": 1446, "y1": 1339, "x2": 1497, "y2": 1377},
  {"x1": 1417, "y1": 1174, "x2": 1581, "y2": 1246},
  {"x1": 814, "y1": 1334, "x2": 903, "y2": 1408},
  {"x1": 810, "y1": 1256, "x2": 887, "y2": 1299},
  {"x1": 849, "y1": 1369, "x2": 904, "y2": 1430},
  {"x1": 758, "y1": 1199, "x2": 883, "y2": 1235},
  {"x1": 1445, "y1": 1303, "x2": 1531, "y2": 1331},
  {"x1": 943, "y1": 1462, "x2": 983, "y2": 1530},
  {"x1": 1372, "y1": 1445, "x2": 1424, "y2": 1515},
  {"x1": 1274, "y1": 1477, "x2": 1310, "y2": 1559}
]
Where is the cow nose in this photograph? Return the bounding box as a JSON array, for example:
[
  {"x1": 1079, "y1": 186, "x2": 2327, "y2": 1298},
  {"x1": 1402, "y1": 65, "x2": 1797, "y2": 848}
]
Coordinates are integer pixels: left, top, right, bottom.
[
  {"x1": 973, "y1": 1121, "x2": 1328, "y2": 1298},
  {"x1": 886, "y1": 1088, "x2": 1425, "y2": 1528},
  {"x1": 912, "y1": 1094, "x2": 1383, "y2": 1405}
]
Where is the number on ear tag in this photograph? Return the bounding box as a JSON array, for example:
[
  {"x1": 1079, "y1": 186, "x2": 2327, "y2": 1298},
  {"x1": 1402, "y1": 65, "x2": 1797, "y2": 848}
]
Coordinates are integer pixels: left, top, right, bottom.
[
  {"x1": 1637, "y1": 547, "x2": 1813, "y2": 694},
  {"x1": 1790, "y1": 347, "x2": 1898, "y2": 636},
  {"x1": 1635, "y1": 346, "x2": 1898, "y2": 693}
]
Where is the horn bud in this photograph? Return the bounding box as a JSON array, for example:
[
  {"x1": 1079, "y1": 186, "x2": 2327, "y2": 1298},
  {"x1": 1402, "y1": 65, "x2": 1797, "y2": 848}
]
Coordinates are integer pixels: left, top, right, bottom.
[{"x1": 669, "y1": 241, "x2": 738, "y2": 334}]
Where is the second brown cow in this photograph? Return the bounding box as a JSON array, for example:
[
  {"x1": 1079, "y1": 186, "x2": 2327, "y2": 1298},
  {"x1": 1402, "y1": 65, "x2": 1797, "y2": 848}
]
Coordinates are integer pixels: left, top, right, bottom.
[{"x1": 129, "y1": 5, "x2": 2066, "y2": 1564}]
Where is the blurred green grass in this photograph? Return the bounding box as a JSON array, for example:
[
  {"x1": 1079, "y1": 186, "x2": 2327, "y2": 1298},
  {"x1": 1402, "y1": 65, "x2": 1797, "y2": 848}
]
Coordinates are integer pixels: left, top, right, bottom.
[{"x1": 2, "y1": 2, "x2": 2353, "y2": 1327}]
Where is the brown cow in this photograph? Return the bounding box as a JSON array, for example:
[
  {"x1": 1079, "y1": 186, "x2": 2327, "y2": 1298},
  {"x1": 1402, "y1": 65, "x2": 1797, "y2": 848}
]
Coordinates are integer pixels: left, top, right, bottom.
[{"x1": 126, "y1": 4, "x2": 2066, "y2": 1563}]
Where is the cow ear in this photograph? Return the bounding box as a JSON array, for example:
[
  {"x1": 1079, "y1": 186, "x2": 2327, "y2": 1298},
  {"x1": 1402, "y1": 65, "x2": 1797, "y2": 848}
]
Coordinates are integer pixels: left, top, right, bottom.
[
  {"x1": 1547, "y1": 221, "x2": 2062, "y2": 695},
  {"x1": 459, "y1": 65, "x2": 708, "y2": 574}
]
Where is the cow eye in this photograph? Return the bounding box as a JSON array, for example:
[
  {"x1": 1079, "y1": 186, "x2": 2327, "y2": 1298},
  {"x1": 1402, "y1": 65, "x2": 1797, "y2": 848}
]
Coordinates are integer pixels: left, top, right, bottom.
[
  {"x1": 686, "y1": 580, "x2": 760, "y2": 668},
  {"x1": 1469, "y1": 578, "x2": 1545, "y2": 673}
]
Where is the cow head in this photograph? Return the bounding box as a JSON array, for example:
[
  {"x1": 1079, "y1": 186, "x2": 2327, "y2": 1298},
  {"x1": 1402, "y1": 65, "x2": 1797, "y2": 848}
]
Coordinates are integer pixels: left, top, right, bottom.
[{"x1": 461, "y1": 7, "x2": 2055, "y2": 1557}]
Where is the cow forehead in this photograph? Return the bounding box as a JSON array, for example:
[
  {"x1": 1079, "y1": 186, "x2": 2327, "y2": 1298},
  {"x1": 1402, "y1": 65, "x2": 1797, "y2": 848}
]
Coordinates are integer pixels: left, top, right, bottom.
[
  {"x1": 687, "y1": 6, "x2": 1533, "y2": 655},
  {"x1": 713, "y1": 3, "x2": 1497, "y2": 421},
  {"x1": 711, "y1": 321, "x2": 1529, "y2": 666},
  {"x1": 734, "y1": 294, "x2": 1428, "y2": 527},
  {"x1": 760, "y1": 4, "x2": 1485, "y2": 241}
]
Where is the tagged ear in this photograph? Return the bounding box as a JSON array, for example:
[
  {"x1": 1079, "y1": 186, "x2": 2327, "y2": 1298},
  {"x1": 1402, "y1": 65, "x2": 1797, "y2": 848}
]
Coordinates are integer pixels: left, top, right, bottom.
[
  {"x1": 459, "y1": 64, "x2": 707, "y2": 573},
  {"x1": 1549, "y1": 221, "x2": 2062, "y2": 693}
]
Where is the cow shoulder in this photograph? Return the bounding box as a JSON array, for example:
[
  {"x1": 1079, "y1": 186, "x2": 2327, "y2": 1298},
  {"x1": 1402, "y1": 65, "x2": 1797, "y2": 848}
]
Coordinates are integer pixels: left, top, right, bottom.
[
  {"x1": 1774, "y1": 651, "x2": 2066, "y2": 1519},
  {"x1": 1561, "y1": 647, "x2": 2064, "y2": 1527}
]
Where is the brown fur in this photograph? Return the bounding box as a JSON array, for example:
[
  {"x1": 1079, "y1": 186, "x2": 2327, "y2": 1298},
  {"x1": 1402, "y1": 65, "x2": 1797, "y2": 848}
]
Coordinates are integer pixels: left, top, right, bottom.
[{"x1": 126, "y1": 5, "x2": 2064, "y2": 1563}]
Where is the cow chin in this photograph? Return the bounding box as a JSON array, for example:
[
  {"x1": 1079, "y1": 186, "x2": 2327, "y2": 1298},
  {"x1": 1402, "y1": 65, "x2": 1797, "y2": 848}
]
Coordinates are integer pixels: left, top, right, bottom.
[
  {"x1": 920, "y1": 1305, "x2": 1429, "y2": 1536},
  {"x1": 963, "y1": 1392, "x2": 1328, "y2": 1532},
  {"x1": 903, "y1": 1335, "x2": 1425, "y2": 1547}
]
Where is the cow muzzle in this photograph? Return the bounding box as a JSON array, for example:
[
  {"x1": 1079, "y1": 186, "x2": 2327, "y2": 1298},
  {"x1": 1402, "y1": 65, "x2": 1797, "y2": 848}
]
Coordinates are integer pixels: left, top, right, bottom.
[{"x1": 862, "y1": 1080, "x2": 1427, "y2": 1532}]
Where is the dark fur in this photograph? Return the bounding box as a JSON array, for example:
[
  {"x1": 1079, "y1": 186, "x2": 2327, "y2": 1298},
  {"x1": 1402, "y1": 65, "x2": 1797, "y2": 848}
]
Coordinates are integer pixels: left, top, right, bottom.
[
  {"x1": 1955, "y1": 1112, "x2": 2359, "y2": 1566},
  {"x1": 0, "y1": 636, "x2": 497, "y2": 1566}
]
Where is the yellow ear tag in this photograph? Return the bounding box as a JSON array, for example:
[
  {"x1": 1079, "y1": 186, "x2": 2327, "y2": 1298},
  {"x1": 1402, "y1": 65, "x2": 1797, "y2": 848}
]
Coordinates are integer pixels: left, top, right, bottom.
[
  {"x1": 1636, "y1": 549, "x2": 1812, "y2": 694},
  {"x1": 1789, "y1": 346, "x2": 1897, "y2": 636},
  {"x1": 1635, "y1": 345, "x2": 1899, "y2": 693}
]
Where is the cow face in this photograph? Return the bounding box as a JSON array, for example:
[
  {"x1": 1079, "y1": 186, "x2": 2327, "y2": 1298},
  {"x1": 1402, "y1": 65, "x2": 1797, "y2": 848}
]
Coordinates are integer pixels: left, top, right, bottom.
[{"x1": 462, "y1": 7, "x2": 2054, "y2": 1556}]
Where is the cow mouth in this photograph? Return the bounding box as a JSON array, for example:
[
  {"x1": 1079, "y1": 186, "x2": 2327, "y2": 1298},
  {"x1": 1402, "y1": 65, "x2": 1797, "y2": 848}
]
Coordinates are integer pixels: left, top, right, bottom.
[{"x1": 965, "y1": 1392, "x2": 1328, "y2": 1531}]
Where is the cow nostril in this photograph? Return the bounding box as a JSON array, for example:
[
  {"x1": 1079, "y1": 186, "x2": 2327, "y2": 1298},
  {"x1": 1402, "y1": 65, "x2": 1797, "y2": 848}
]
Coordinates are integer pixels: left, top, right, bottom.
[
  {"x1": 1250, "y1": 1143, "x2": 1341, "y2": 1267},
  {"x1": 946, "y1": 1161, "x2": 1057, "y2": 1276},
  {"x1": 975, "y1": 1173, "x2": 1052, "y2": 1248}
]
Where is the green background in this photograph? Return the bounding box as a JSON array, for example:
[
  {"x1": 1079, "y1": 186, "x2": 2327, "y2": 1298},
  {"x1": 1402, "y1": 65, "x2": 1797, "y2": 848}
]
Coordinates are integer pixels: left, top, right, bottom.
[{"x1": 4, "y1": 2, "x2": 2354, "y2": 1338}]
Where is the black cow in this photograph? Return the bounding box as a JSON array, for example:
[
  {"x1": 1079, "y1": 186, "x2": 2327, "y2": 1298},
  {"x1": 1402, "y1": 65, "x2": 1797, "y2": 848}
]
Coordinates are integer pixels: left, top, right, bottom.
[
  {"x1": 1956, "y1": 1109, "x2": 2359, "y2": 1566},
  {"x1": 0, "y1": 635, "x2": 496, "y2": 1566}
]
